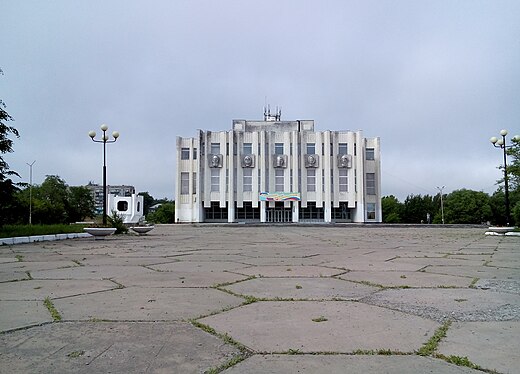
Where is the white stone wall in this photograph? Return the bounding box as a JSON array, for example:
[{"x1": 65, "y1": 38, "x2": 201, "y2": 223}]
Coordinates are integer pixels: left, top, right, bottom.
[{"x1": 175, "y1": 119, "x2": 381, "y2": 223}]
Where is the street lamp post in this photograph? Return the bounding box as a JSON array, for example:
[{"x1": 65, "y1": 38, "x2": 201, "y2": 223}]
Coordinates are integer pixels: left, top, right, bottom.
[
  {"x1": 89, "y1": 124, "x2": 120, "y2": 225},
  {"x1": 490, "y1": 130, "x2": 520, "y2": 226},
  {"x1": 436, "y1": 185, "x2": 445, "y2": 224},
  {"x1": 26, "y1": 160, "x2": 36, "y2": 225}
]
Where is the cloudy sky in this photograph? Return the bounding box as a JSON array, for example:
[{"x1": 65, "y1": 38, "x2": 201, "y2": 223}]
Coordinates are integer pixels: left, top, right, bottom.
[{"x1": 2, "y1": 1, "x2": 519, "y2": 201}]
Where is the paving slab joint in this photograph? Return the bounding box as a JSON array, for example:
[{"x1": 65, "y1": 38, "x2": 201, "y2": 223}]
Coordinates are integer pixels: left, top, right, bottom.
[
  {"x1": 43, "y1": 297, "x2": 62, "y2": 321},
  {"x1": 417, "y1": 320, "x2": 451, "y2": 356},
  {"x1": 189, "y1": 320, "x2": 253, "y2": 374},
  {"x1": 433, "y1": 353, "x2": 500, "y2": 374}
]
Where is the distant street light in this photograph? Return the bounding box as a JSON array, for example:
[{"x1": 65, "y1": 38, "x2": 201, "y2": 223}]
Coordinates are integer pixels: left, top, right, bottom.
[
  {"x1": 88, "y1": 124, "x2": 120, "y2": 225},
  {"x1": 26, "y1": 160, "x2": 36, "y2": 225},
  {"x1": 436, "y1": 185, "x2": 445, "y2": 225},
  {"x1": 490, "y1": 130, "x2": 520, "y2": 226}
]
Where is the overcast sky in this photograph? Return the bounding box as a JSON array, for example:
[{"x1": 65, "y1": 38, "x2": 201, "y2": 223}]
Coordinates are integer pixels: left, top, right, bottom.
[{"x1": 2, "y1": 1, "x2": 520, "y2": 201}]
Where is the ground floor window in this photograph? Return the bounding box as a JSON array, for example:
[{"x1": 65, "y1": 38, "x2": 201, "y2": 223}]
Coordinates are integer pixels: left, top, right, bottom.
[
  {"x1": 204, "y1": 202, "x2": 228, "y2": 220},
  {"x1": 299, "y1": 202, "x2": 324, "y2": 220},
  {"x1": 235, "y1": 202, "x2": 260, "y2": 220},
  {"x1": 366, "y1": 202, "x2": 376, "y2": 220},
  {"x1": 332, "y1": 202, "x2": 351, "y2": 221}
]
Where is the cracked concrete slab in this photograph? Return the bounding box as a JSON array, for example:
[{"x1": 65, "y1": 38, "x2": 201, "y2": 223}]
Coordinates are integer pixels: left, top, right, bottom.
[
  {"x1": 222, "y1": 354, "x2": 483, "y2": 374},
  {"x1": 149, "y1": 260, "x2": 249, "y2": 272},
  {"x1": 54, "y1": 287, "x2": 244, "y2": 321},
  {"x1": 0, "y1": 300, "x2": 52, "y2": 331},
  {"x1": 114, "y1": 269, "x2": 250, "y2": 288},
  {"x1": 0, "y1": 279, "x2": 117, "y2": 300},
  {"x1": 199, "y1": 301, "x2": 439, "y2": 352},
  {"x1": 338, "y1": 271, "x2": 473, "y2": 288},
  {"x1": 222, "y1": 277, "x2": 379, "y2": 300},
  {"x1": 363, "y1": 288, "x2": 520, "y2": 322},
  {"x1": 31, "y1": 265, "x2": 156, "y2": 280},
  {"x1": 437, "y1": 321, "x2": 520, "y2": 374},
  {"x1": 237, "y1": 265, "x2": 345, "y2": 278},
  {"x1": 424, "y1": 265, "x2": 520, "y2": 280},
  {"x1": 0, "y1": 321, "x2": 240, "y2": 373}
]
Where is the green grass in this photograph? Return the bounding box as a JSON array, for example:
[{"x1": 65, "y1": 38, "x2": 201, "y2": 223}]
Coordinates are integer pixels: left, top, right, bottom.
[
  {"x1": 43, "y1": 297, "x2": 62, "y2": 321},
  {"x1": 417, "y1": 320, "x2": 451, "y2": 356},
  {"x1": 0, "y1": 224, "x2": 87, "y2": 239}
]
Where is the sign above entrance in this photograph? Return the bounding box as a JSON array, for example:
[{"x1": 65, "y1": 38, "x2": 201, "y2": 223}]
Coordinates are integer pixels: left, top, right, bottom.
[{"x1": 259, "y1": 192, "x2": 301, "y2": 201}]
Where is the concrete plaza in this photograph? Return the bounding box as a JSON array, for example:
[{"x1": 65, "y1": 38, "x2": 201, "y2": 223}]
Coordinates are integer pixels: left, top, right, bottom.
[{"x1": 0, "y1": 225, "x2": 518, "y2": 373}]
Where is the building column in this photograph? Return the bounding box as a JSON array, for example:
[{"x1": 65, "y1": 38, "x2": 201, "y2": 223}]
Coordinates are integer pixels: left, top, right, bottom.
[
  {"x1": 260, "y1": 200, "x2": 266, "y2": 222},
  {"x1": 293, "y1": 201, "x2": 299, "y2": 222}
]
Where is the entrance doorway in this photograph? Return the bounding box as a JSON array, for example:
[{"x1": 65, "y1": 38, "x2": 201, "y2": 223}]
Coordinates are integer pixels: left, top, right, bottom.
[{"x1": 266, "y1": 202, "x2": 292, "y2": 223}]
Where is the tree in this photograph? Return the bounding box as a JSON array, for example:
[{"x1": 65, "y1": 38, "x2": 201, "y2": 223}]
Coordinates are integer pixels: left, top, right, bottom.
[
  {"x1": 506, "y1": 137, "x2": 520, "y2": 190},
  {"x1": 402, "y1": 194, "x2": 436, "y2": 223},
  {"x1": 31, "y1": 175, "x2": 70, "y2": 224},
  {"x1": 138, "y1": 191, "x2": 155, "y2": 215},
  {"x1": 381, "y1": 195, "x2": 403, "y2": 223},
  {"x1": 67, "y1": 186, "x2": 95, "y2": 222},
  {"x1": 0, "y1": 71, "x2": 20, "y2": 226},
  {"x1": 443, "y1": 189, "x2": 492, "y2": 224},
  {"x1": 147, "y1": 202, "x2": 175, "y2": 223}
]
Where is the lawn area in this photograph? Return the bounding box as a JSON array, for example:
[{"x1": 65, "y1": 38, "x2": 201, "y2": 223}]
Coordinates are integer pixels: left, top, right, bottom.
[{"x1": 0, "y1": 224, "x2": 87, "y2": 238}]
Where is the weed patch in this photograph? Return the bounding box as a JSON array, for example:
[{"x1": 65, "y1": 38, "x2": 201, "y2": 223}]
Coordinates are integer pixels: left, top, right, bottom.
[
  {"x1": 43, "y1": 297, "x2": 62, "y2": 321},
  {"x1": 417, "y1": 320, "x2": 451, "y2": 356}
]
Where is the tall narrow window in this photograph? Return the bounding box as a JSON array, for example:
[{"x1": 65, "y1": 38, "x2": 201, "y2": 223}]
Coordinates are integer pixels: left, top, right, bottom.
[
  {"x1": 275, "y1": 143, "x2": 284, "y2": 155},
  {"x1": 367, "y1": 203, "x2": 376, "y2": 220},
  {"x1": 181, "y1": 148, "x2": 190, "y2": 160},
  {"x1": 275, "y1": 169, "x2": 284, "y2": 192},
  {"x1": 243, "y1": 169, "x2": 253, "y2": 192},
  {"x1": 339, "y1": 169, "x2": 348, "y2": 192},
  {"x1": 366, "y1": 173, "x2": 376, "y2": 195},
  {"x1": 211, "y1": 143, "x2": 220, "y2": 154},
  {"x1": 307, "y1": 169, "x2": 316, "y2": 192},
  {"x1": 193, "y1": 148, "x2": 197, "y2": 160},
  {"x1": 211, "y1": 169, "x2": 219, "y2": 192},
  {"x1": 243, "y1": 142, "x2": 252, "y2": 154},
  {"x1": 193, "y1": 172, "x2": 196, "y2": 194},
  {"x1": 306, "y1": 143, "x2": 315, "y2": 154},
  {"x1": 338, "y1": 143, "x2": 348, "y2": 154},
  {"x1": 366, "y1": 148, "x2": 375, "y2": 160},
  {"x1": 181, "y1": 172, "x2": 189, "y2": 194}
]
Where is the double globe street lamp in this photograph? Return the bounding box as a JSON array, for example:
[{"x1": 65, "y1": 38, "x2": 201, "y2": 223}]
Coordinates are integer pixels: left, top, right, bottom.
[
  {"x1": 89, "y1": 124, "x2": 120, "y2": 225},
  {"x1": 490, "y1": 130, "x2": 520, "y2": 226}
]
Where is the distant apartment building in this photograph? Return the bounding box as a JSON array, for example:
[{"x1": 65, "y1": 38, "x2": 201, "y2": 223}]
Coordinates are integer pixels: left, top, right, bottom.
[
  {"x1": 175, "y1": 109, "x2": 381, "y2": 223},
  {"x1": 86, "y1": 183, "x2": 135, "y2": 214}
]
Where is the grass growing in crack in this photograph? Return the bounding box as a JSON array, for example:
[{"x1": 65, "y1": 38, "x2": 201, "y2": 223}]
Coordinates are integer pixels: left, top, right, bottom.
[
  {"x1": 204, "y1": 355, "x2": 248, "y2": 374},
  {"x1": 190, "y1": 320, "x2": 252, "y2": 374},
  {"x1": 295, "y1": 284, "x2": 302, "y2": 289},
  {"x1": 43, "y1": 297, "x2": 62, "y2": 321},
  {"x1": 312, "y1": 316, "x2": 328, "y2": 322},
  {"x1": 434, "y1": 354, "x2": 498, "y2": 372},
  {"x1": 25, "y1": 271, "x2": 33, "y2": 280},
  {"x1": 67, "y1": 350, "x2": 85, "y2": 358},
  {"x1": 469, "y1": 278, "x2": 479, "y2": 288},
  {"x1": 417, "y1": 320, "x2": 451, "y2": 356},
  {"x1": 15, "y1": 255, "x2": 24, "y2": 262},
  {"x1": 352, "y1": 349, "x2": 406, "y2": 355}
]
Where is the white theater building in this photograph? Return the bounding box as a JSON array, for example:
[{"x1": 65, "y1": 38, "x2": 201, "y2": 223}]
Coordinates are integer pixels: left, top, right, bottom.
[{"x1": 175, "y1": 109, "x2": 381, "y2": 223}]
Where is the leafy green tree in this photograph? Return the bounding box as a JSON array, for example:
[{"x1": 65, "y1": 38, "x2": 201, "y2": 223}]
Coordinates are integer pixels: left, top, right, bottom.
[
  {"x1": 67, "y1": 186, "x2": 95, "y2": 222},
  {"x1": 147, "y1": 202, "x2": 175, "y2": 223},
  {"x1": 443, "y1": 189, "x2": 492, "y2": 224},
  {"x1": 138, "y1": 191, "x2": 154, "y2": 215},
  {"x1": 31, "y1": 175, "x2": 70, "y2": 224},
  {"x1": 402, "y1": 194, "x2": 436, "y2": 223},
  {"x1": 512, "y1": 201, "x2": 520, "y2": 226},
  {"x1": 0, "y1": 72, "x2": 21, "y2": 226},
  {"x1": 506, "y1": 137, "x2": 520, "y2": 190},
  {"x1": 381, "y1": 195, "x2": 403, "y2": 223}
]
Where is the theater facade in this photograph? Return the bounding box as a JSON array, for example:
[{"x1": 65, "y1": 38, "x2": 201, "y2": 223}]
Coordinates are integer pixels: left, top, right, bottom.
[{"x1": 175, "y1": 110, "x2": 381, "y2": 223}]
